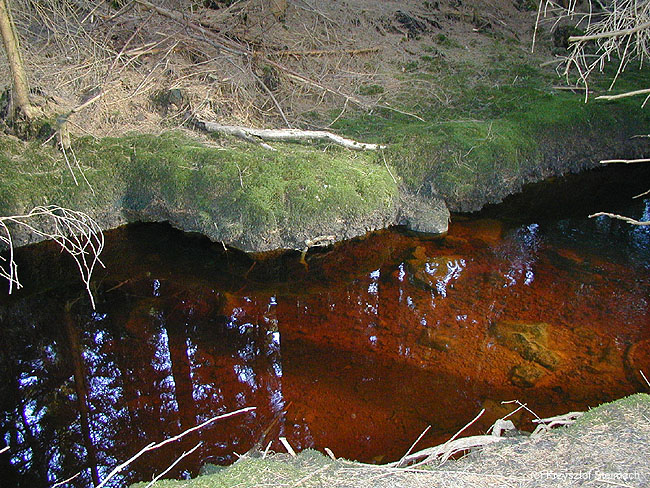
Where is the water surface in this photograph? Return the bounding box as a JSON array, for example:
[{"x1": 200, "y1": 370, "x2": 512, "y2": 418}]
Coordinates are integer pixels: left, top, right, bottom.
[{"x1": 1, "y1": 171, "x2": 649, "y2": 487}]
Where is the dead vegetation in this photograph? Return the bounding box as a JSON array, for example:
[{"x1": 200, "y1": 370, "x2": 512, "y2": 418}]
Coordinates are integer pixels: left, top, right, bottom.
[
  {"x1": 0, "y1": 0, "x2": 541, "y2": 139},
  {"x1": 126, "y1": 394, "x2": 650, "y2": 488}
]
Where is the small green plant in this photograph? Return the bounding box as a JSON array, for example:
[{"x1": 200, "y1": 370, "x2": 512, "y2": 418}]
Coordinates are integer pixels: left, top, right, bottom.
[
  {"x1": 434, "y1": 34, "x2": 461, "y2": 48},
  {"x1": 357, "y1": 84, "x2": 385, "y2": 96},
  {"x1": 403, "y1": 61, "x2": 419, "y2": 72}
]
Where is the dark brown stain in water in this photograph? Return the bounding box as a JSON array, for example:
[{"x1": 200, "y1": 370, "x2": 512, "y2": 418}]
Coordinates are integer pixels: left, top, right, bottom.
[{"x1": 0, "y1": 200, "x2": 649, "y2": 487}]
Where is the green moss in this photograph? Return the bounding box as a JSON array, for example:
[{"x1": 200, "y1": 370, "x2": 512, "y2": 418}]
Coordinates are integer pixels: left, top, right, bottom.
[
  {"x1": 434, "y1": 34, "x2": 461, "y2": 48},
  {"x1": 331, "y1": 55, "x2": 650, "y2": 210},
  {"x1": 0, "y1": 131, "x2": 398, "y2": 249},
  {"x1": 358, "y1": 84, "x2": 385, "y2": 96},
  {"x1": 570, "y1": 393, "x2": 650, "y2": 430},
  {"x1": 130, "y1": 450, "x2": 336, "y2": 488}
]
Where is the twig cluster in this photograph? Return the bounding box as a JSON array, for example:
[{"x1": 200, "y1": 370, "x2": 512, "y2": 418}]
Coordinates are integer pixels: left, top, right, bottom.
[
  {"x1": 2, "y1": 0, "x2": 401, "y2": 136},
  {"x1": 537, "y1": 1, "x2": 650, "y2": 102},
  {"x1": 0, "y1": 205, "x2": 104, "y2": 308}
]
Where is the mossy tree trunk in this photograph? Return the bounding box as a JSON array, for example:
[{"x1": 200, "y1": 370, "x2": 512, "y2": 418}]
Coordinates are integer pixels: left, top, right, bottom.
[{"x1": 0, "y1": 0, "x2": 38, "y2": 121}]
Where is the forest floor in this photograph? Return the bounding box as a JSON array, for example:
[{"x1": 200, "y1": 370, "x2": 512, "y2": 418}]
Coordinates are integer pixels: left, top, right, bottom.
[{"x1": 1, "y1": 0, "x2": 649, "y2": 251}]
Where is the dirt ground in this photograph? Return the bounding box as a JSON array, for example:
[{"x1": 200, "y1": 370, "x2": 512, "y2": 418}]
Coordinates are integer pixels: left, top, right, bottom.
[{"x1": 1, "y1": 0, "x2": 549, "y2": 138}]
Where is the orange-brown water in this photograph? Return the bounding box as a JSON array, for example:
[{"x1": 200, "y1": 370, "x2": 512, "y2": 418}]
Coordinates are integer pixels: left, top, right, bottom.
[{"x1": 0, "y1": 197, "x2": 649, "y2": 487}]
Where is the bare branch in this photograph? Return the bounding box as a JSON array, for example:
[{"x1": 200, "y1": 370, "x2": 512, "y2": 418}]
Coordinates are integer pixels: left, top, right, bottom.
[
  {"x1": 568, "y1": 19, "x2": 650, "y2": 42},
  {"x1": 596, "y1": 88, "x2": 650, "y2": 100},
  {"x1": 536, "y1": 1, "x2": 650, "y2": 99},
  {"x1": 589, "y1": 212, "x2": 650, "y2": 225},
  {"x1": 198, "y1": 120, "x2": 386, "y2": 150},
  {"x1": 144, "y1": 442, "x2": 203, "y2": 488},
  {"x1": 0, "y1": 206, "x2": 104, "y2": 308},
  {"x1": 97, "y1": 406, "x2": 255, "y2": 488},
  {"x1": 600, "y1": 158, "x2": 650, "y2": 164}
]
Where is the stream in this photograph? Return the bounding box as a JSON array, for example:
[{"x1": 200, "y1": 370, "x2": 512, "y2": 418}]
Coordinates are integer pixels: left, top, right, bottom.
[{"x1": 0, "y1": 165, "x2": 649, "y2": 487}]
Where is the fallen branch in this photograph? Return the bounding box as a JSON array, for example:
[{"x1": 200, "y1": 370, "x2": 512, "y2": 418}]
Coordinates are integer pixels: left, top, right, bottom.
[
  {"x1": 568, "y1": 19, "x2": 650, "y2": 43},
  {"x1": 97, "y1": 407, "x2": 255, "y2": 488},
  {"x1": 394, "y1": 409, "x2": 495, "y2": 467},
  {"x1": 260, "y1": 48, "x2": 381, "y2": 57},
  {"x1": 600, "y1": 158, "x2": 650, "y2": 164},
  {"x1": 399, "y1": 435, "x2": 506, "y2": 467},
  {"x1": 532, "y1": 411, "x2": 584, "y2": 435},
  {"x1": 198, "y1": 120, "x2": 386, "y2": 150},
  {"x1": 589, "y1": 212, "x2": 650, "y2": 226},
  {"x1": 596, "y1": 88, "x2": 650, "y2": 101}
]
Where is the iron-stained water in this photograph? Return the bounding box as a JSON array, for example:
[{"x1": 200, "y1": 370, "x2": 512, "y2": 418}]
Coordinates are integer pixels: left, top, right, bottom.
[{"x1": 0, "y1": 175, "x2": 649, "y2": 487}]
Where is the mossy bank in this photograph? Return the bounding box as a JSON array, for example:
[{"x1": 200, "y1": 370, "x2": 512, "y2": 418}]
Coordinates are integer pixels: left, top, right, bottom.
[
  {"x1": 1, "y1": 0, "x2": 649, "y2": 253},
  {"x1": 1, "y1": 75, "x2": 648, "y2": 253},
  {"x1": 0, "y1": 132, "x2": 413, "y2": 252}
]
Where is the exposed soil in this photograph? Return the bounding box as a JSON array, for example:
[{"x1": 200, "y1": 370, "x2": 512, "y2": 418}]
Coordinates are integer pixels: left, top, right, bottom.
[{"x1": 2, "y1": 0, "x2": 546, "y2": 136}]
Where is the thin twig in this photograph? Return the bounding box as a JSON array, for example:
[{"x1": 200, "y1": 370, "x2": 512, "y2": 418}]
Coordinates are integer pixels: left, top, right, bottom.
[
  {"x1": 97, "y1": 407, "x2": 255, "y2": 488},
  {"x1": 397, "y1": 425, "x2": 431, "y2": 467},
  {"x1": 144, "y1": 442, "x2": 202, "y2": 488},
  {"x1": 0, "y1": 206, "x2": 104, "y2": 308},
  {"x1": 279, "y1": 437, "x2": 297, "y2": 457},
  {"x1": 641, "y1": 370, "x2": 650, "y2": 389},
  {"x1": 51, "y1": 472, "x2": 81, "y2": 488}
]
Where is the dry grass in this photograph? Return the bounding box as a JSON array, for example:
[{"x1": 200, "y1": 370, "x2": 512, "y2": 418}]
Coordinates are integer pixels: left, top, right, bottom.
[
  {"x1": 126, "y1": 395, "x2": 650, "y2": 488},
  {"x1": 536, "y1": 0, "x2": 650, "y2": 100},
  {"x1": 0, "y1": 0, "x2": 539, "y2": 139}
]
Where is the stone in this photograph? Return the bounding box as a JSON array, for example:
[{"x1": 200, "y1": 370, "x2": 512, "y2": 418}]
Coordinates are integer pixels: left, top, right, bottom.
[
  {"x1": 417, "y1": 327, "x2": 457, "y2": 352},
  {"x1": 490, "y1": 321, "x2": 561, "y2": 370},
  {"x1": 510, "y1": 363, "x2": 547, "y2": 388}
]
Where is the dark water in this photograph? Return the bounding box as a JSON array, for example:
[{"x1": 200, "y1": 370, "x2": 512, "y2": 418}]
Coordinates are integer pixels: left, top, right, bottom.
[{"x1": 0, "y1": 168, "x2": 649, "y2": 487}]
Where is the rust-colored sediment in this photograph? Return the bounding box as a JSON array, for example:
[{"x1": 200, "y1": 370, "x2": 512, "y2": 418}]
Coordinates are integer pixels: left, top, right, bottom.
[{"x1": 0, "y1": 215, "x2": 648, "y2": 485}]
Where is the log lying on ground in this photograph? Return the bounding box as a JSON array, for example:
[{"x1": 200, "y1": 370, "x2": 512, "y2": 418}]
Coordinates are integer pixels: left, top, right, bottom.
[{"x1": 198, "y1": 120, "x2": 386, "y2": 151}]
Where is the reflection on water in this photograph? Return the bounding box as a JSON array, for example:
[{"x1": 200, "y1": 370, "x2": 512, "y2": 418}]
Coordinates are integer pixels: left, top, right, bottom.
[{"x1": 0, "y1": 196, "x2": 649, "y2": 487}]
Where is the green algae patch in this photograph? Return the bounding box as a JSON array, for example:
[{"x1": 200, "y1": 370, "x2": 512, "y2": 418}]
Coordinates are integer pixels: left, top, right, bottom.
[
  {"x1": 130, "y1": 450, "x2": 338, "y2": 488},
  {"x1": 0, "y1": 132, "x2": 399, "y2": 251}
]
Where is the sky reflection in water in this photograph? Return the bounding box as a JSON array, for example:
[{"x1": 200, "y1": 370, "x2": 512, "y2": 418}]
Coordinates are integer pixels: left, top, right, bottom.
[{"x1": 0, "y1": 198, "x2": 648, "y2": 488}]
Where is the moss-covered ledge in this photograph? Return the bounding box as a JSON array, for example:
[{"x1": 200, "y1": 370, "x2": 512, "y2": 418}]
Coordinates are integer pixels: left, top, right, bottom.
[
  {"x1": 1, "y1": 66, "x2": 648, "y2": 254},
  {"x1": 0, "y1": 132, "x2": 443, "y2": 253}
]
